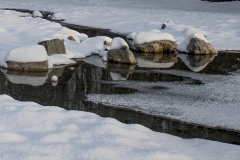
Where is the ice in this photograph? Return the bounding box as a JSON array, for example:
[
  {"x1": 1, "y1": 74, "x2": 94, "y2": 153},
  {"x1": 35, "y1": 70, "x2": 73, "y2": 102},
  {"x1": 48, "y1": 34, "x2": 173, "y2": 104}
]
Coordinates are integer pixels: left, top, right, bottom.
[
  {"x1": 110, "y1": 37, "x2": 128, "y2": 50},
  {"x1": 133, "y1": 32, "x2": 175, "y2": 45}
]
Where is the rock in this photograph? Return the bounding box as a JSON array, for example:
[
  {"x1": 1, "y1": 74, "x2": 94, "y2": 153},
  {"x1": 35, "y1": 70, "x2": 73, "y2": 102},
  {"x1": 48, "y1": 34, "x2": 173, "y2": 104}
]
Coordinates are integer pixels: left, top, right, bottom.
[
  {"x1": 135, "y1": 40, "x2": 177, "y2": 53},
  {"x1": 162, "y1": 23, "x2": 166, "y2": 29},
  {"x1": 68, "y1": 36, "x2": 76, "y2": 41},
  {"x1": 47, "y1": 15, "x2": 52, "y2": 20},
  {"x1": 104, "y1": 41, "x2": 111, "y2": 48},
  {"x1": 38, "y1": 38, "x2": 66, "y2": 56},
  {"x1": 6, "y1": 60, "x2": 48, "y2": 72},
  {"x1": 108, "y1": 48, "x2": 137, "y2": 64},
  {"x1": 187, "y1": 38, "x2": 217, "y2": 54}
]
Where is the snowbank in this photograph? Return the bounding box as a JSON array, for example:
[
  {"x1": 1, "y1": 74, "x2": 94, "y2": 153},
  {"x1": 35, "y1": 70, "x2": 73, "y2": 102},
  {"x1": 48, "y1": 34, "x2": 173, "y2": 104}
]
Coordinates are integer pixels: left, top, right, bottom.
[
  {"x1": 126, "y1": 32, "x2": 137, "y2": 40},
  {"x1": 0, "y1": 94, "x2": 239, "y2": 160},
  {"x1": 52, "y1": 12, "x2": 67, "y2": 21},
  {"x1": 133, "y1": 32, "x2": 175, "y2": 45},
  {"x1": 110, "y1": 37, "x2": 129, "y2": 50},
  {"x1": 6, "y1": 45, "x2": 48, "y2": 63}
]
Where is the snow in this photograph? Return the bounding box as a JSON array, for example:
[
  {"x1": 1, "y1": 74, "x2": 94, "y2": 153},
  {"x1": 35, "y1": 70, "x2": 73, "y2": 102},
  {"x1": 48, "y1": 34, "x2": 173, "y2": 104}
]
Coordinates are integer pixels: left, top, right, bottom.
[
  {"x1": 126, "y1": 32, "x2": 137, "y2": 40},
  {"x1": 133, "y1": 32, "x2": 175, "y2": 45},
  {"x1": 48, "y1": 54, "x2": 76, "y2": 65},
  {"x1": 51, "y1": 75, "x2": 58, "y2": 81},
  {"x1": 32, "y1": 10, "x2": 42, "y2": 18},
  {"x1": 0, "y1": 94, "x2": 239, "y2": 160},
  {"x1": 80, "y1": 36, "x2": 112, "y2": 53},
  {"x1": 110, "y1": 37, "x2": 128, "y2": 50},
  {"x1": 5, "y1": 45, "x2": 48, "y2": 63},
  {"x1": 52, "y1": 12, "x2": 67, "y2": 21},
  {"x1": 177, "y1": 33, "x2": 209, "y2": 53},
  {"x1": 110, "y1": 72, "x2": 127, "y2": 81}
]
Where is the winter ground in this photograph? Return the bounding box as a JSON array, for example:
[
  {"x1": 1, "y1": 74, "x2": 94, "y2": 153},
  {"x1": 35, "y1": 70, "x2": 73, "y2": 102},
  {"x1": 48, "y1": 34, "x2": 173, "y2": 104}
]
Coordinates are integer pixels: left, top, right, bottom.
[
  {"x1": 0, "y1": 94, "x2": 239, "y2": 160},
  {"x1": 1, "y1": 0, "x2": 240, "y2": 51},
  {"x1": 0, "y1": 0, "x2": 239, "y2": 159}
]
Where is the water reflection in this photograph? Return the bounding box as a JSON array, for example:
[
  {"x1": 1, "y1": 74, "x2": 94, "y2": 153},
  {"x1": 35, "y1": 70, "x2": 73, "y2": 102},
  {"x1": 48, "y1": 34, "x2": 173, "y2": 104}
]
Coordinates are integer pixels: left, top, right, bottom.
[
  {"x1": 0, "y1": 53, "x2": 239, "y2": 145},
  {"x1": 135, "y1": 52, "x2": 178, "y2": 68},
  {"x1": 178, "y1": 53, "x2": 217, "y2": 72}
]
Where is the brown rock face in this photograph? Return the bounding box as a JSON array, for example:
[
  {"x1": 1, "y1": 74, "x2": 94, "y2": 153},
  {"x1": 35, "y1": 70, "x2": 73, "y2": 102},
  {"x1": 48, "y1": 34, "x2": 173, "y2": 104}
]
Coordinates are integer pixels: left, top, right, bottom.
[
  {"x1": 38, "y1": 39, "x2": 66, "y2": 56},
  {"x1": 135, "y1": 40, "x2": 177, "y2": 53},
  {"x1": 187, "y1": 38, "x2": 217, "y2": 55},
  {"x1": 68, "y1": 36, "x2": 76, "y2": 41},
  {"x1": 108, "y1": 48, "x2": 137, "y2": 64},
  {"x1": 7, "y1": 60, "x2": 48, "y2": 72}
]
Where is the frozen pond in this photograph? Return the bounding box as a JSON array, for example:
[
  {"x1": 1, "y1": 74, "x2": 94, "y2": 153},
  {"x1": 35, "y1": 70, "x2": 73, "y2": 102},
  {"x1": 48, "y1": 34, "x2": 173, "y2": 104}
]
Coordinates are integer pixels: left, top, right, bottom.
[{"x1": 0, "y1": 52, "x2": 239, "y2": 145}]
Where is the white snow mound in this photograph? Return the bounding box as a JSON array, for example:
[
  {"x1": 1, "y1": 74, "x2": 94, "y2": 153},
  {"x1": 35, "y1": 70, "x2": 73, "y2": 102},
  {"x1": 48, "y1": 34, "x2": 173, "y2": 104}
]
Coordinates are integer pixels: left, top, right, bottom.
[
  {"x1": 177, "y1": 33, "x2": 208, "y2": 52},
  {"x1": 52, "y1": 13, "x2": 67, "y2": 21},
  {"x1": 33, "y1": 10, "x2": 43, "y2": 18},
  {"x1": 134, "y1": 32, "x2": 175, "y2": 45},
  {"x1": 6, "y1": 45, "x2": 48, "y2": 63},
  {"x1": 110, "y1": 37, "x2": 129, "y2": 50},
  {"x1": 126, "y1": 32, "x2": 137, "y2": 40}
]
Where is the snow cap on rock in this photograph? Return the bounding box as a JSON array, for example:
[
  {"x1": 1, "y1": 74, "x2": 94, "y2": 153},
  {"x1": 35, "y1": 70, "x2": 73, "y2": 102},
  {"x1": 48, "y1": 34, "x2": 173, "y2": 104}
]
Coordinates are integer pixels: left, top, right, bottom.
[
  {"x1": 110, "y1": 37, "x2": 129, "y2": 50},
  {"x1": 52, "y1": 13, "x2": 67, "y2": 21},
  {"x1": 126, "y1": 32, "x2": 138, "y2": 40},
  {"x1": 133, "y1": 32, "x2": 175, "y2": 45},
  {"x1": 33, "y1": 10, "x2": 43, "y2": 18}
]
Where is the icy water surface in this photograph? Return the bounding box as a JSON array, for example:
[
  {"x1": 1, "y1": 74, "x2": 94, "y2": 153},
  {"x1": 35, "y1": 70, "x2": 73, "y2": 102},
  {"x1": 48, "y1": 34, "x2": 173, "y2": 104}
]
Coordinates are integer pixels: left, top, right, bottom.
[{"x1": 0, "y1": 53, "x2": 239, "y2": 145}]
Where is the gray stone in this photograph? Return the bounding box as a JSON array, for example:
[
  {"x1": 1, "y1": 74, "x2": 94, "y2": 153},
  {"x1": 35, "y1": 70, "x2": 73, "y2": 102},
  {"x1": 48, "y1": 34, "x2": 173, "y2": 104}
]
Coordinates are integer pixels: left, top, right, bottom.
[
  {"x1": 187, "y1": 38, "x2": 217, "y2": 55},
  {"x1": 137, "y1": 52, "x2": 178, "y2": 63},
  {"x1": 38, "y1": 39, "x2": 66, "y2": 56},
  {"x1": 7, "y1": 60, "x2": 48, "y2": 72},
  {"x1": 135, "y1": 40, "x2": 177, "y2": 53},
  {"x1": 108, "y1": 48, "x2": 137, "y2": 64},
  {"x1": 68, "y1": 36, "x2": 76, "y2": 41}
]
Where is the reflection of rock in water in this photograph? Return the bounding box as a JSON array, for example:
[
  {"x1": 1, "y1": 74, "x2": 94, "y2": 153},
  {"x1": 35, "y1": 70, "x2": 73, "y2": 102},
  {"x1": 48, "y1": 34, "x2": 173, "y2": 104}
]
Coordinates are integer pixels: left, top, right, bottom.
[
  {"x1": 178, "y1": 53, "x2": 217, "y2": 72},
  {"x1": 83, "y1": 55, "x2": 107, "y2": 68},
  {"x1": 0, "y1": 67, "x2": 65, "y2": 86},
  {"x1": 135, "y1": 52, "x2": 177, "y2": 68},
  {"x1": 107, "y1": 63, "x2": 136, "y2": 81}
]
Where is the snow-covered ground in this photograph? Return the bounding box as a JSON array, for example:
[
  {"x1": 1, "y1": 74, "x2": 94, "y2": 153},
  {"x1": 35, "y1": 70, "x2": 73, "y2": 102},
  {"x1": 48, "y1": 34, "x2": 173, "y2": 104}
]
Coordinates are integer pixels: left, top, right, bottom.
[
  {"x1": 1, "y1": 0, "x2": 240, "y2": 51},
  {"x1": 0, "y1": 94, "x2": 239, "y2": 160}
]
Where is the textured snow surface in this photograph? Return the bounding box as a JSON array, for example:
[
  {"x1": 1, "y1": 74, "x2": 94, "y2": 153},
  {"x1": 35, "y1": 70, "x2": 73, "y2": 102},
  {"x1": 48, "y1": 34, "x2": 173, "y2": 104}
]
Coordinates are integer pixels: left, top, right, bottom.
[
  {"x1": 5, "y1": 45, "x2": 48, "y2": 63},
  {"x1": 52, "y1": 12, "x2": 67, "y2": 20},
  {"x1": 1, "y1": 0, "x2": 239, "y2": 50},
  {"x1": 88, "y1": 69, "x2": 240, "y2": 131},
  {"x1": 134, "y1": 32, "x2": 175, "y2": 45},
  {"x1": 0, "y1": 94, "x2": 239, "y2": 160},
  {"x1": 110, "y1": 37, "x2": 129, "y2": 50}
]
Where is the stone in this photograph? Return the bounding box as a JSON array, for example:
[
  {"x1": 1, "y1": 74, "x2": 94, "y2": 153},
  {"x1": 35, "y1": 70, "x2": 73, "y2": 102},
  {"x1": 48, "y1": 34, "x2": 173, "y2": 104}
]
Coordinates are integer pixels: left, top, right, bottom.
[
  {"x1": 38, "y1": 38, "x2": 66, "y2": 56},
  {"x1": 187, "y1": 38, "x2": 217, "y2": 54},
  {"x1": 135, "y1": 40, "x2": 177, "y2": 53},
  {"x1": 162, "y1": 23, "x2": 166, "y2": 29},
  {"x1": 108, "y1": 48, "x2": 137, "y2": 64},
  {"x1": 68, "y1": 36, "x2": 76, "y2": 41},
  {"x1": 47, "y1": 15, "x2": 52, "y2": 20},
  {"x1": 6, "y1": 60, "x2": 48, "y2": 72}
]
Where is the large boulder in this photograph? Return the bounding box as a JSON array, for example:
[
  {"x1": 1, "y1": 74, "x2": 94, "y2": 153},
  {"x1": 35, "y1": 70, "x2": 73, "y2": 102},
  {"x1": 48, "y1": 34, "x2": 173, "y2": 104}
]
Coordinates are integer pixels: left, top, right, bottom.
[
  {"x1": 5, "y1": 45, "x2": 48, "y2": 72},
  {"x1": 135, "y1": 40, "x2": 177, "y2": 53},
  {"x1": 38, "y1": 38, "x2": 66, "y2": 56},
  {"x1": 108, "y1": 37, "x2": 137, "y2": 64},
  {"x1": 133, "y1": 32, "x2": 177, "y2": 53},
  {"x1": 187, "y1": 38, "x2": 217, "y2": 54}
]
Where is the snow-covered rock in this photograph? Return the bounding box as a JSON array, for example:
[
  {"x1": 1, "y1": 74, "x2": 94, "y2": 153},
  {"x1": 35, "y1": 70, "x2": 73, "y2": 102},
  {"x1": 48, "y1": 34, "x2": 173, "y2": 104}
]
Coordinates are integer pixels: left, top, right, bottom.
[
  {"x1": 52, "y1": 12, "x2": 67, "y2": 21},
  {"x1": 80, "y1": 36, "x2": 112, "y2": 54},
  {"x1": 126, "y1": 32, "x2": 137, "y2": 40},
  {"x1": 178, "y1": 33, "x2": 217, "y2": 54},
  {"x1": 5, "y1": 45, "x2": 48, "y2": 71},
  {"x1": 108, "y1": 37, "x2": 136, "y2": 64},
  {"x1": 133, "y1": 32, "x2": 177, "y2": 53},
  {"x1": 32, "y1": 10, "x2": 43, "y2": 18},
  {"x1": 110, "y1": 37, "x2": 129, "y2": 50},
  {"x1": 51, "y1": 75, "x2": 58, "y2": 82},
  {"x1": 38, "y1": 38, "x2": 66, "y2": 56}
]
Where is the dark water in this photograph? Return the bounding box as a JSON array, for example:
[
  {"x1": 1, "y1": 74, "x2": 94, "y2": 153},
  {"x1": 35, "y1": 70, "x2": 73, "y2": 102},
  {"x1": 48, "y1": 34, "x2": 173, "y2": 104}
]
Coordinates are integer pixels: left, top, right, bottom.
[{"x1": 0, "y1": 53, "x2": 240, "y2": 145}]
